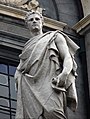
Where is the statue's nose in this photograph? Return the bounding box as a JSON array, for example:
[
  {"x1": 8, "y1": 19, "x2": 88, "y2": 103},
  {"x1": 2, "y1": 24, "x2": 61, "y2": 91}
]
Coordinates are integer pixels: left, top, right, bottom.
[{"x1": 33, "y1": 18, "x2": 37, "y2": 23}]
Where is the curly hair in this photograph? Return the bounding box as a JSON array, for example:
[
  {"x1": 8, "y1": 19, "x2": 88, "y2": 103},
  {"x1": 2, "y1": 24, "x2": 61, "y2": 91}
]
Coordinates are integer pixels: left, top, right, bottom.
[{"x1": 25, "y1": 10, "x2": 44, "y2": 24}]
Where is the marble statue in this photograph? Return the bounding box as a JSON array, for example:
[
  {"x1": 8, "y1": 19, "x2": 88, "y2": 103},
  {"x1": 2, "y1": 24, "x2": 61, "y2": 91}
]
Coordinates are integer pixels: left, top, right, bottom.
[{"x1": 14, "y1": 10, "x2": 79, "y2": 119}]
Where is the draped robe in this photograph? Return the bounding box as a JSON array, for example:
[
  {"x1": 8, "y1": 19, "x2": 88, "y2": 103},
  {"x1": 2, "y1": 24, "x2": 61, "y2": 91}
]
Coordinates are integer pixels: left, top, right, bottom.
[{"x1": 15, "y1": 31, "x2": 79, "y2": 119}]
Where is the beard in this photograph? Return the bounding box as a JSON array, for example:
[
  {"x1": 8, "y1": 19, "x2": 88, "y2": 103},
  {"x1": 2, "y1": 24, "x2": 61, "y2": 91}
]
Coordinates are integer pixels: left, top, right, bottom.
[{"x1": 31, "y1": 25, "x2": 40, "y2": 32}]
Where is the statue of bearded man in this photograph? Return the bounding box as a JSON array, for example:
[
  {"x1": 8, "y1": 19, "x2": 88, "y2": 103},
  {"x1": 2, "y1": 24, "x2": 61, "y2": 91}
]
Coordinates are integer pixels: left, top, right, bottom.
[{"x1": 14, "y1": 11, "x2": 79, "y2": 119}]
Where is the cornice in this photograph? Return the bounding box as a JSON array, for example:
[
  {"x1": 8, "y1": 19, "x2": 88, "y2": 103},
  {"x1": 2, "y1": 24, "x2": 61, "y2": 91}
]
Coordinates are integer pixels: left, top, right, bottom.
[
  {"x1": 0, "y1": 4, "x2": 67, "y2": 31},
  {"x1": 0, "y1": 4, "x2": 26, "y2": 19},
  {"x1": 73, "y1": 14, "x2": 90, "y2": 33},
  {"x1": 44, "y1": 17, "x2": 67, "y2": 31}
]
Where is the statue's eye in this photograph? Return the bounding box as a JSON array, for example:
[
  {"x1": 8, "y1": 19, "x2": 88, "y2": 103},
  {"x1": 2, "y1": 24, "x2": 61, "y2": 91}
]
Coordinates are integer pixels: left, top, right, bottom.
[
  {"x1": 29, "y1": 18, "x2": 33, "y2": 21},
  {"x1": 35, "y1": 18, "x2": 40, "y2": 21}
]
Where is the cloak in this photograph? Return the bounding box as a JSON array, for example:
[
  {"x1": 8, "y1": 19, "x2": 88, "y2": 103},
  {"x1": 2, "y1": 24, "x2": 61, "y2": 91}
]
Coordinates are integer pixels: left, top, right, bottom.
[{"x1": 15, "y1": 31, "x2": 79, "y2": 119}]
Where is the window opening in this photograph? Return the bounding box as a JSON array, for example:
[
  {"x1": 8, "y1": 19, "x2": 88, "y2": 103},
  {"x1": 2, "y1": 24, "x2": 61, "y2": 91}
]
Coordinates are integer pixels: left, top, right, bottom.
[{"x1": 0, "y1": 63, "x2": 17, "y2": 119}]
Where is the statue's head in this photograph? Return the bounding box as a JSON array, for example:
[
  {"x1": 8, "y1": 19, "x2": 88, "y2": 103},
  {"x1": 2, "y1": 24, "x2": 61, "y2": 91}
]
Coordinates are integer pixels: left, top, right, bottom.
[{"x1": 25, "y1": 10, "x2": 44, "y2": 33}]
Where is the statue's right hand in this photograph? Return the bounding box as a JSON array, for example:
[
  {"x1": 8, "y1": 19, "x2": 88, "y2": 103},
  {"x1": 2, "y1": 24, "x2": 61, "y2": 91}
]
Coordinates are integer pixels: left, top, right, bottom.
[
  {"x1": 14, "y1": 69, "x2": 20, "y2": 80},
  {"x1": 14, "y1": 69, "x2": 21, "y2": 92}
]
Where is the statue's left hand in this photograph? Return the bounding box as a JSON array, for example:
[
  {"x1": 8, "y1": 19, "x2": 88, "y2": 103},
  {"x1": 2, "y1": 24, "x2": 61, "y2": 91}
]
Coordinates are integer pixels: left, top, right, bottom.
[{"x1": 52, "y1": 72, "x2": 68, "y2": 87}]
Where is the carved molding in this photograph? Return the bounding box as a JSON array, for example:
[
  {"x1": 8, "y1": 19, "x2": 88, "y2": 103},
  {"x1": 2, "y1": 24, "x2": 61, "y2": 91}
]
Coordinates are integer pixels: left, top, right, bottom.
[
  {"x1": 73, "y1": 14, "x2": 90, "y2": 34},
  {"x1": 0, "y1": 0, "x2": 44, "y2": 13},
  {"x1": 0, "y1": 4, "x2": 67, "y2": 31}
]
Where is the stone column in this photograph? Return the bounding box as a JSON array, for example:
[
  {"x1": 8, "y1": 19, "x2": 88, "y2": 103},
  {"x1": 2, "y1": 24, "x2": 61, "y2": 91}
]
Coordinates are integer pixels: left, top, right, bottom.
[
  {"x1": 80, "y1": 0, "x2": 90, "y2": 16},
  {"x1": 83, "y1": 25, "x2": 90, "y2": 94},
  {"x1": 73, "y1": 14, "x2": 90, "y2": 117}
]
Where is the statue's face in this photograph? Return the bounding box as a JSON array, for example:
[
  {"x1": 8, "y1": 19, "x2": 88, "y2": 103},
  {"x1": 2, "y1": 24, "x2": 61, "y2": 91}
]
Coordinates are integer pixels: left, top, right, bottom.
[{"x1": 27, "y1": 13, "x2": 43, "y2": 32}]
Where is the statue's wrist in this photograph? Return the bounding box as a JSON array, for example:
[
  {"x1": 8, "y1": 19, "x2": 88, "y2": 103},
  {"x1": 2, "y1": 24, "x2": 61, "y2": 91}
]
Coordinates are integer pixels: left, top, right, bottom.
[
  {"x1": 62, "y1": 67, "x2": 71, "y2": 76},
  {"x1": 62, "y1": 70, "x2": 68, "y2": 76},
  {"x1": 16, "y1": 68, "x2": 20, "y2": 71}
]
